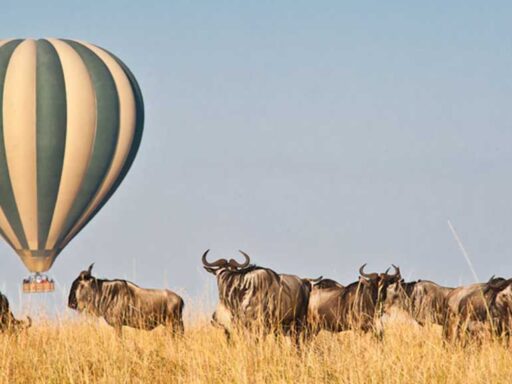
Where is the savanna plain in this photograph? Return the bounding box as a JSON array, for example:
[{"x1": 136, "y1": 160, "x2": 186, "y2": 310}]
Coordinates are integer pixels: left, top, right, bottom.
[{"x1": 1, "y1": 307, "x2": 511, "y2": 384}]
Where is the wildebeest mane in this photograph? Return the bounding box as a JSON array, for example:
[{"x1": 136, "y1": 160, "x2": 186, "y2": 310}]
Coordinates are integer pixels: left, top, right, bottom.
[
  {"x1": 226, "y1": 264, "x2": 274, "y2": 276},
  {"x1": 93, "y1": 278, "x2": 140, "y2": 288},
  {"x1": 344, "y1": 280, "x2": 363, "y2": 290},
  {"x1": 91, "y1": 279, "x2": 136, "y2": 314}
]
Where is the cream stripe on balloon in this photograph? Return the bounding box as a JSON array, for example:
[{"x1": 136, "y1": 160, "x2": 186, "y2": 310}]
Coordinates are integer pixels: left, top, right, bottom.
[
  {"x1": 3, "y1": 40, "x2": 38, "y2": 249},
  {"x1": 62, "y1": 41, "x2": 137, "y2": 246},
  {"x1": 0, "y1": 206, "x2": 22, "y2": 249},
  {"x1": 44, "y1": 39, "x2": 97, "y2": 249}
]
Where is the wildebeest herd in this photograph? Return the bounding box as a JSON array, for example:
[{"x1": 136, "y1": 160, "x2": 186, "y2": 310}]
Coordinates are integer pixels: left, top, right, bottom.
[{"x1": 1, "y1": 250, "x2": 511, "y2": 346}]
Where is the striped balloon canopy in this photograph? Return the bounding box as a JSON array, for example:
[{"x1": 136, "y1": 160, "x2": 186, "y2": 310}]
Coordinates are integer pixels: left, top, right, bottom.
[{"x1": 0, "y1": 38, "x2": 144, "y2": 273}]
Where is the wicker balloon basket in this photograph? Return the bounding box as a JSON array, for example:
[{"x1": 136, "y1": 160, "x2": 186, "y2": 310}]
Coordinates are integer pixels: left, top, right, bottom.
[{"x1": 22, "y1": 273, "x2": 55, "y2": 293}]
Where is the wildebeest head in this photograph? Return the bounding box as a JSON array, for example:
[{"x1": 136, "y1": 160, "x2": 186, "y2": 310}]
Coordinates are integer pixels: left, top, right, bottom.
[
  {"x1": 68, "y1": 263, "x2": 97, "y2": 312},
  {"x1": 385, "y1": 277, "x2": 407, "y2": 308},
  {"x1": 484, "y1": 275, "x2": 509, "y2": 292},
  {"x1": 358, "y1": 263, "x2": 401, "y2": 289},
  {"x1": 201, "y1": 249, "x2": 251, "y2": 275},
  {"x1": 493, "y1": 278, "x2": 512, "y2": 317},
  {"x1": 484, "y1": 276, "x2": 512, "y2": 315}
]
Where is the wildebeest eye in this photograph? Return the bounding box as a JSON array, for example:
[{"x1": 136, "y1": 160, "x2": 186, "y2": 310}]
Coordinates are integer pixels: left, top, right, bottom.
[{"x1": 79, "y1": 271, "x2": 90, "y2": 280}]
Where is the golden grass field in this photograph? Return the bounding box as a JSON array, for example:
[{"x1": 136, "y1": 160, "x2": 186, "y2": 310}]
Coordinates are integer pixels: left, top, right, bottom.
[{"x1": 1, "y1": 309, "x2": 512, "y2": 384}]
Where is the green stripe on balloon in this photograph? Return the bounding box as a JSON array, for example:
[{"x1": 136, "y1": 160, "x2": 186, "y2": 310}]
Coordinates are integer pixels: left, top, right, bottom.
[
  {"x1": 63, "y1": 49, "x2": 144, "y2": 248},
  {"x1": 36, "y1": 39, "x2": 67, "y2": 249},
  {"x1": 0, "y1": 40, "x2": 29, "y2": 249},
  {"x1": 56, "y1": 40, "x2": 120, "y2": 247}
]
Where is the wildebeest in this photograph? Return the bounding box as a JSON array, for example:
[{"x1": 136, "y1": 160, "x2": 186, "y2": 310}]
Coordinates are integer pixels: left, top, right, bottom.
[
  {"x1": 384, "y1": 274, "x2": 454, "y2": 326},
  {"x1": 68, "y1": 264, "x2": 184, "y2": 336},
  {"x1": 202, "y1": 250, "x2": 311, "y2": 344},
  {"x1": 443, "y1": 276, "x2": 512, "y2": 341},
  {"x1": 307, "y1": 264, "x2": 400, "y2": 336},
  {"x1": 0, "y1": 291, "x2": 31, "y2": 333}
]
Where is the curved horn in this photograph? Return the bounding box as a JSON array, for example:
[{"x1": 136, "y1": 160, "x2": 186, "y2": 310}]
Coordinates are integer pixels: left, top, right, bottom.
[
  {"x1": 227, "y1": 251, "x2": 251, "y2": 269},
  {"x1": 235, "y1": 250, "x2": 251, "y2": 268},
  {"x1": 25, "y1": 316, "x2": 32, "y2": 329},
  {"x1": 359, "y1": 263, "x2": 378, "y2": 280},
  {"x1": 309, "y1": 276, "x2": 323, "y2": 283},
  {"x1": 201, "y1": 250, "x2": 228, "y2": 267},
  {"x1": 87, "y1": 263, "x2": 94, "y2": 275},
  {"x1": 389, "y1": 264, "x2": 401, "y2": 278}
]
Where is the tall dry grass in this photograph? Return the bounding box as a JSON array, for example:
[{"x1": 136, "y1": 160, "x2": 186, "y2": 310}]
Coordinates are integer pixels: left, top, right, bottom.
[{"x1": 1, "y1": 311, "x2": 511, "y2": 384}]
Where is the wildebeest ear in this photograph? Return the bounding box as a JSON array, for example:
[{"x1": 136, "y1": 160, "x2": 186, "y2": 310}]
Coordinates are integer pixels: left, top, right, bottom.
[{"x1": 203, "y1": 266, "x2": 217, "y2": 274}]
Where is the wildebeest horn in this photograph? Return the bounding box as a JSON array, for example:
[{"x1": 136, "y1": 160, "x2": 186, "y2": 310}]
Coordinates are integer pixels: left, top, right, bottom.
[
  {"x1": 309, "y1": 276, "x2": 323, "y2": 283},
  {"x1": 87, "y1": 263, "x2": 94, "y2": 275},
  {"x1": 25, "y1": 316, "x2": 32, "y2": 329},
  {"x1": 230, "y1": 250, "x2": 250, "y2": 268},
  {"x1": 389, "y1": 264, "x2": 401, "y2": 278},
  {"x1": 302, "y1": 276, "x2": 324, "y2": 285},
  {"x1": 359, "y1": 263, "x2": 378, "y2": 280},
  {"x1": 201, "y1": 249, "x2": 228, "y2": 267}
]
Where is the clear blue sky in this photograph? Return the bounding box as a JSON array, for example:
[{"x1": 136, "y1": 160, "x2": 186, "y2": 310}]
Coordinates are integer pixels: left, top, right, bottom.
[{"x1": 1, "y1": 1, "x2": 512, "y2": 313}]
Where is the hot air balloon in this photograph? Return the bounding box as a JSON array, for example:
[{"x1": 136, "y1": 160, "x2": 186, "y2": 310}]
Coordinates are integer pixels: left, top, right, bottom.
[{"x1": 0, "y1": 38, "x2": 144, "y2": 292}]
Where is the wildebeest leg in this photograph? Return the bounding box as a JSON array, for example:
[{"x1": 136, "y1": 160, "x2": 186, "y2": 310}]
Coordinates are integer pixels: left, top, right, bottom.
[
  {"x1": 301, "y1": 323, "x2": 316, "y2": 345},
  {"x1": 210, "y1": 316, "x2": 232, "y2": 343},
  {"x1": 442, "y1": 312, "x2": 458, "y2": 344},
  {"x1": 170, "y1": 299, "x2": 185, "y2": 337},
  {"x1": 373, "y1": 317, "x2": 385, "y2": 341},
  {"x1": 211, "y1": 321, "x2": 231, "y2": 343},
  {"x1": 415, "y1": 318, "x2": 426, "y2": 327},
  {"x1": 359, "y1": 317, "x2": 382, "y2": 340},
  {"x1": 281, "y1": 323, "x2": 300, "y2": 349},
  {"x1": 211, "y1": 305, "x2": 234, "y2": 344},
  {"x1": 113, "y1": 324, "x2": 123, "y2": 338},
  {"x1": 163, "y1": 317, "x2": 184, "y2": 337},
  {"x1": 292, "y1": 327, "x2": 308, "y2": 350},
  {"x1": 455, "y1": 319, "x2": 470, "y2": 346},
  {"x1": 503, "y1": 328, "x2": 511, "y2": 347},
  {"x1": 223, "y1": 328, "x2": 232, "y2": 343},
  {"x1": 293, "y1": 320, "x2": 313, "y2": 349},
  {"x1": 173, "y1": 318, "x2": 185, "y2": 336},
  {"x1": 494, "y1": 320, "x2": 510, "y2": 345}
]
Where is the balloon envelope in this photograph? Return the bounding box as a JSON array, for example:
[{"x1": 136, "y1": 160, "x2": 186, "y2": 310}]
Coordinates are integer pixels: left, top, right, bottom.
[{"x1": 0, "y1": 38, "x2": 144, "y2": 272}]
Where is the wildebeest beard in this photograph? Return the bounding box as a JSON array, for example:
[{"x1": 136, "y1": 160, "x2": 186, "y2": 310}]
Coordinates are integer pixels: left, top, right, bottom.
[{"x1": 68, "y1": 278, "x2": 81, "y2": 309}]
